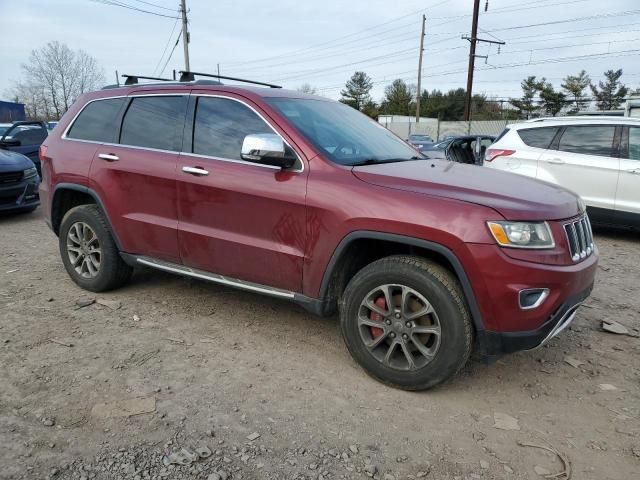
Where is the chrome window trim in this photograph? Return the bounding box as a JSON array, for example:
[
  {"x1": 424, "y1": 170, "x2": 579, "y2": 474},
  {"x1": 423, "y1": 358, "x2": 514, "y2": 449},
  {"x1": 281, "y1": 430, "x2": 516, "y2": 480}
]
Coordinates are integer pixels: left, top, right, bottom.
[
  {"x1": 61, "y1": 92, "x2": 305, "y2": 174},
  {"x1": 192, "y1": 93, "x2": 304, "y2": 173}
]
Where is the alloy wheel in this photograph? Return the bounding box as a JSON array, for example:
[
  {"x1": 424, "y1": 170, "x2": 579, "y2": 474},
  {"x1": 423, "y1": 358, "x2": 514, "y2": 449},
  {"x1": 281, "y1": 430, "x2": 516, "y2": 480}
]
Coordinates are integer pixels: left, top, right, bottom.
[
  {"x1": 358, "y1": 284, "x2": 441, "y2": 371},
  {"x1": 66, "y1": 221, "x2": 102, "y2": 278}
]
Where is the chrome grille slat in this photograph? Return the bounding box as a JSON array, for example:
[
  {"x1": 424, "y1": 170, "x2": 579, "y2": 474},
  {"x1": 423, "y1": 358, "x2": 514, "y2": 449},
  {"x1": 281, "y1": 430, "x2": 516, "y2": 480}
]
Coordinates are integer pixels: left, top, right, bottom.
[{"x1": 564, "y1": 214, "x2": 594, "y2": 262}]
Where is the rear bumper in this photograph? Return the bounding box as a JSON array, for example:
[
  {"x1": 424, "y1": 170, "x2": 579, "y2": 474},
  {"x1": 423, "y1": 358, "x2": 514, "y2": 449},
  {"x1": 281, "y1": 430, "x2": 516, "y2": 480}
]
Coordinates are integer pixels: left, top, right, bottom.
[
  {"x1": 480, "y1": 284, "x2": 592, "y2": 356},
  {"x1": 0, "y1": 178, "x2": 40, "y2": 212}
]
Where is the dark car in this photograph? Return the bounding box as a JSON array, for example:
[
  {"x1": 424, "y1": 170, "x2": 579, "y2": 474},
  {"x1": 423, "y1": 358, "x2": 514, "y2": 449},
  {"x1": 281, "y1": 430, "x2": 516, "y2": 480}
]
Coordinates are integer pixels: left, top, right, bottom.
[
  {"x1": 423, "y1": 135, "x2": 495, "y2": 164},
  {"x1": 406, "y1": 134, "x2": 433, "y2": 150},
  {"x1": 40, "y1": 75, "x2": 596, "y2": 390},
  {"x1": 0, "y1": 149, "x2": 40, "y2": 214},
  {"x1": 0, "y1": 121, "x2": 49, "y2": 176}
]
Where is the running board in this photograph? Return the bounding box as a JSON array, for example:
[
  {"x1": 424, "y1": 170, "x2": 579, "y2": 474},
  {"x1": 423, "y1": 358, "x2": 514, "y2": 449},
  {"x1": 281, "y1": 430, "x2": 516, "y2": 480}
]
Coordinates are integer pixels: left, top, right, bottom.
[{"x1": 135, "y1": 256, "x2": 295, "y2": 299}]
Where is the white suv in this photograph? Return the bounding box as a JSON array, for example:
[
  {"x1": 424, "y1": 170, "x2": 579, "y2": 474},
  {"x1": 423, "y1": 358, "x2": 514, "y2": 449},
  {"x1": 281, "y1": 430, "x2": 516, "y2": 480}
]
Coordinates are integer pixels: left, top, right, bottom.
[{"x1": 485, "y1": 116, "x2": 640, "y2": 229}]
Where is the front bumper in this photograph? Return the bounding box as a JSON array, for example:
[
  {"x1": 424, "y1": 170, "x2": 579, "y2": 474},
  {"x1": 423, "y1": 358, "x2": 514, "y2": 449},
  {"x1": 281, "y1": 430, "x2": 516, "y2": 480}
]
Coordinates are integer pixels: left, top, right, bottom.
[
  {"x1": 481, "y1": 284, "x2": 592, "y2": 356},
  {"x1": 0, "y1": 178, "x2": 40, "y2": 212}
]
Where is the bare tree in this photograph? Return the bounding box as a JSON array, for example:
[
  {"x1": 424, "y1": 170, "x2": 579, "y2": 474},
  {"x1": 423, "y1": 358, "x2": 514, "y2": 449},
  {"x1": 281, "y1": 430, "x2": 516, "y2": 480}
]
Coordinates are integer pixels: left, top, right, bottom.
[
  {"x1": 297, "y1": 83, "x2": 318, "y2": 95},
  {"x1": 9, "y1": 41, "x2": 104, "y2": 120}
]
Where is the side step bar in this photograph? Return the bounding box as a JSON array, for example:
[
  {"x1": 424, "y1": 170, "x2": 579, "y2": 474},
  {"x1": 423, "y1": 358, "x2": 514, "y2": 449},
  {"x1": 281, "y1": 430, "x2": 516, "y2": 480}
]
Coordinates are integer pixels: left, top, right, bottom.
[{"x1": 135, "y1": 256, "x2": 295, "y2": 299}]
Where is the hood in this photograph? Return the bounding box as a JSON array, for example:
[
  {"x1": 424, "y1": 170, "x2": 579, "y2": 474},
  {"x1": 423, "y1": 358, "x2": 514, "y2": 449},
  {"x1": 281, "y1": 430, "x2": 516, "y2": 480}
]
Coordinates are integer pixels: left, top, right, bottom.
[
  {"x1": 0, "y1": 149, "x2": 33, "y2": 171},
  {"x1": 352, "y1": 159, "x2": 583, "y2": 221}
]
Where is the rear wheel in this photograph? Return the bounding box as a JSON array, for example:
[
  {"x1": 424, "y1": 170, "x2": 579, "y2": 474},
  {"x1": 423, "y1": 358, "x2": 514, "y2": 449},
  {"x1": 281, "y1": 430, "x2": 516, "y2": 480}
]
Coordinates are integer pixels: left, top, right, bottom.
[
  {"x1": 59, "y1": 205, "x2": 132, "y2": 292},
  {"x1": 339, "y1": 255, "x2": 472, "y2": 390}
]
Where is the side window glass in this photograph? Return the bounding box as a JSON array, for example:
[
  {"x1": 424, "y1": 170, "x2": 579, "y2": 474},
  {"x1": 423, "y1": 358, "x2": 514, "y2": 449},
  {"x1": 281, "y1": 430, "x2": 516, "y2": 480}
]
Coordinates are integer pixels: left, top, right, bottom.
[
  {"x1": 193, "y1": 97, "x2": 272, "y2": 160},
  {"x1": 558, "y1": 125, "x2": 616, "y2": 157},
  {"x1": 517, "y1": 127, "x2": 559, "y2": 149},
  {"x1": 120, "y1": 96, "x2": 187, "y2": 151},
  {"x1": 629, "y1": 127, "x2": 640, "y2": 160},
  {"x1": 67, "y1": 98, "x2": 126, "y2": 142}
]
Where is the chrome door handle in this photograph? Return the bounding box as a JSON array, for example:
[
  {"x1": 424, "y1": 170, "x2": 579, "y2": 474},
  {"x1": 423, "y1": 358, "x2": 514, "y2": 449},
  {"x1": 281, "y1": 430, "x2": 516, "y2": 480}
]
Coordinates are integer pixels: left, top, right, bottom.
[
  {"x1": 98, "y1": 153, "x2": 119, "y2": 162},
  {"x1": 182, "y1": 166, "x2": 209, "y2": 176},
  {"x1": 547, "y1": 158, "x2": 565, "y2": 164},
  {"x1": 627, "y1": 168, "x2": 640, "y2": 175}
]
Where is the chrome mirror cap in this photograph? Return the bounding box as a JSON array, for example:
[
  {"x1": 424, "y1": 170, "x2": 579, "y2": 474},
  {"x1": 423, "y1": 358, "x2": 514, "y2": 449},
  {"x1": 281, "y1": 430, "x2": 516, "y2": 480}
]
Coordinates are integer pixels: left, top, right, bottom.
[{"x1": 241, "y1": 133, "x2": 285, "y2": 161}]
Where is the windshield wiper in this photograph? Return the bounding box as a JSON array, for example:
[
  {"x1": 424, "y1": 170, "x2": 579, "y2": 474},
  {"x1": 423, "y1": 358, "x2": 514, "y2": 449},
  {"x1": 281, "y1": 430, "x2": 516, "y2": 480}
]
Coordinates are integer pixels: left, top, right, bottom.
[{"x1": 349, "y1": 156, "x2": 423, "y2": 166}]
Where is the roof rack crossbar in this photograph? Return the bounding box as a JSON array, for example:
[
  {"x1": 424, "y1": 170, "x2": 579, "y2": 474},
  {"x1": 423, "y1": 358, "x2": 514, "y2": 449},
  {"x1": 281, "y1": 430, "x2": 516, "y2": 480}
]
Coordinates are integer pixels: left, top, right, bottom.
[
  {"x1": 178, "y1": 71, "x2": 281, "y2": 88},
  {"x1": 122, "y1": 74, "x2": 174, "y2": 85}
]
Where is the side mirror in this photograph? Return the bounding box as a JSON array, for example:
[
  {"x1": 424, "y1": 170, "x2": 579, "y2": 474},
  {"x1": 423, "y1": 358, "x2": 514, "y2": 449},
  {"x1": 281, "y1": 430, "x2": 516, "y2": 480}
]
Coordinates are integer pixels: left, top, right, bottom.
[
  {"x1": 241, "y1": 133, "x2": 297, "y2": 169},
  {"x1": 0, "y1": 138, "x2": 20, "y2": 147}
]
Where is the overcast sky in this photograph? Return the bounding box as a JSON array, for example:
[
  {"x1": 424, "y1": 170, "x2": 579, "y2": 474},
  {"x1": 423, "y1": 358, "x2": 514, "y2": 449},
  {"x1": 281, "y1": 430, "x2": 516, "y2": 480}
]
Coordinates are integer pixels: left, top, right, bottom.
[{"x1": 1, "y1": 0, "x2": 639, "y2": 103}]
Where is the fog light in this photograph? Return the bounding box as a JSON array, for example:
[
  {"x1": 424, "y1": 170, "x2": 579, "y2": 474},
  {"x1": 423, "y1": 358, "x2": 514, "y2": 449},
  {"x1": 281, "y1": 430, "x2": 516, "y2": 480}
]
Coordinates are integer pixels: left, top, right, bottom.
[{"x1": 519, "y1": 288, "x2": 550, "y2": 310}]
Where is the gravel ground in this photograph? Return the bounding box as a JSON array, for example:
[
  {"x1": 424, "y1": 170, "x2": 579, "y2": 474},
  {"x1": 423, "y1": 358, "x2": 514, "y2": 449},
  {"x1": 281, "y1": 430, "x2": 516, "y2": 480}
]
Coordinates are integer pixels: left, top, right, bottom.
[{"x1": 0, "y1": 210, "x2": 639, "y2": 480}]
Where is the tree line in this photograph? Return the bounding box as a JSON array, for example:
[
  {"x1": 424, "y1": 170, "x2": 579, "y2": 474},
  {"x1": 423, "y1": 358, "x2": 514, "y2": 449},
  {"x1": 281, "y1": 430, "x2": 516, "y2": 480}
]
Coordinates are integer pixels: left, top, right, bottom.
[
  {"x1": 510, "y1": 69, "x2": 637, "y2": 118},
  {"x1": 301, "y1": 69, "x2": 639, "y2": 121}
]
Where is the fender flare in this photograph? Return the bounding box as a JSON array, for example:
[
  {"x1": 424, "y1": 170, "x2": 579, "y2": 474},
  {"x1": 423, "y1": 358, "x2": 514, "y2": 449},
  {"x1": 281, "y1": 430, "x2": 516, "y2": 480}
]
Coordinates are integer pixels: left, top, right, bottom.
[
  {"x1": 319, "y1": 231, "x2": 487, "y2": 336},
  {"x1": 52, "y1": 183, "x2": 123, "y2": 251}
]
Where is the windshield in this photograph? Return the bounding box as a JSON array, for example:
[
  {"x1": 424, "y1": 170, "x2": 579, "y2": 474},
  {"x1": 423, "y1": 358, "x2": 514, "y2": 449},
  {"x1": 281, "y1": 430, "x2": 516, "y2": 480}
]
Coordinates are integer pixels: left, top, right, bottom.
[{"x1": 266, "y1": 98, "x2": 423, "y2": 166}]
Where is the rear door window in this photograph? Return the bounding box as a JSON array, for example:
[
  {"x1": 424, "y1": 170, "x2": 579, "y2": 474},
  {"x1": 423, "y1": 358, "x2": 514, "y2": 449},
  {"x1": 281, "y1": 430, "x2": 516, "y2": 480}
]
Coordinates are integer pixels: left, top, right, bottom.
[
  {"x1": 517, "y1": 127, "x2": 559, "y2": 149},
  {"x1": 119, "y1": 96, "x2": 188, "y2": 151},
  {"x1": 558, "y1": 125, "x2": 617, "y2": 157},
  {"x1": 192, "y1": 97, "x2": 272, "y2": 160},
  {"x1": 628, "y1": 127, "x2": 640, "y2": 160},
  {"x1": 66, "y1": 98, "x2": 126, "y2": 142}
]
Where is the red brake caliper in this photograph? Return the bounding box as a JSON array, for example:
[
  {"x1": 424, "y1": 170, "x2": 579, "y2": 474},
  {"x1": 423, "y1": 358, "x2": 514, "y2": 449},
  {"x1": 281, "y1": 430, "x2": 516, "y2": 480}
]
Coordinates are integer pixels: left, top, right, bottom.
[{"x1": 369, "y1": 297, "x2": 386, "y2": 339}]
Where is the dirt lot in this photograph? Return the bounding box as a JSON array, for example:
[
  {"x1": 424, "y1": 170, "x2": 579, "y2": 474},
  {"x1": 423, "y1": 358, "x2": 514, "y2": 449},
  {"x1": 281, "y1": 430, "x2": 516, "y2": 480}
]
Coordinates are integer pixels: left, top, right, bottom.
[{"x1": 0, "y1": 210, "x2": 638, "y2": 480}]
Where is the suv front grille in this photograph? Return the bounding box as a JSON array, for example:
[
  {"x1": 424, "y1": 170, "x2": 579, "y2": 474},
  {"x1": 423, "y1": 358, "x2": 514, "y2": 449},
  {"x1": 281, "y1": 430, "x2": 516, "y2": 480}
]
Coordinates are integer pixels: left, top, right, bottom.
[
  {"x1": 0, "y1": 171, "x2": 24, "y2": 185},
  {"x1": 564, "y1": 214, "x2": 594, "y2": 262}
]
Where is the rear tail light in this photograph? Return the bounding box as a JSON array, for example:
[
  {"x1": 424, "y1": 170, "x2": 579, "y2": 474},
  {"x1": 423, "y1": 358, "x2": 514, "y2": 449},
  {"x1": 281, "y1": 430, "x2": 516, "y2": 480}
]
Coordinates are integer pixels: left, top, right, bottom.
[
  {"x1": 39, "y1": 145, "x2": 48, "y2": 162},
  {"x1": 485, "y1": 148, "x2": 515, "y2": 162}
]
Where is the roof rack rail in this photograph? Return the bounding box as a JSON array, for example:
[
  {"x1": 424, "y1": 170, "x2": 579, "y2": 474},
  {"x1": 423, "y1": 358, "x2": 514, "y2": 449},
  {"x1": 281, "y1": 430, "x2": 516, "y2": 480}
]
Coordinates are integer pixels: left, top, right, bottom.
[
  {"x1": 178, "y1": 71, "x2": 281, "y2": 88},
  {"x1": 121, "y1": 74, "x2": 174, "y2": 85}
]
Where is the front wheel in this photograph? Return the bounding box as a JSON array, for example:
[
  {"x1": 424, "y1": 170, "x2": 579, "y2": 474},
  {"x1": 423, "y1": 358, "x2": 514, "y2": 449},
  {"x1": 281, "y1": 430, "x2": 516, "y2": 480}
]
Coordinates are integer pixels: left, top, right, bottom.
[
  {"x1": 339, "y1": 256, "x2": 473, "y2": 390},
  {"x1": 59, "y1": 204, "x2": 132, "y2": 292}
]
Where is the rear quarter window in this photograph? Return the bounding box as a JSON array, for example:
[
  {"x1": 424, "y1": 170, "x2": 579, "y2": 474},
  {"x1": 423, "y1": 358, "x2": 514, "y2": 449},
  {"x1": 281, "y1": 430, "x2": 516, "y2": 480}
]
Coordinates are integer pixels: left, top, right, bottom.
[
  {"x1": 517, "y1": 127, "x2": 559, "y2": 149},
  {"x1": 66, "y1": 98, "x2": 126, "y2": 142}
]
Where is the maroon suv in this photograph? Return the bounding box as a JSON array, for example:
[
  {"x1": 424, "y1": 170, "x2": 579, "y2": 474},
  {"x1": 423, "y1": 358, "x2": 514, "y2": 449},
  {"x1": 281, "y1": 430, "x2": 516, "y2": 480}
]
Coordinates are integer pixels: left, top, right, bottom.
[{"x1": 39, "y1": 77, "x2": 597, "y2": 390}]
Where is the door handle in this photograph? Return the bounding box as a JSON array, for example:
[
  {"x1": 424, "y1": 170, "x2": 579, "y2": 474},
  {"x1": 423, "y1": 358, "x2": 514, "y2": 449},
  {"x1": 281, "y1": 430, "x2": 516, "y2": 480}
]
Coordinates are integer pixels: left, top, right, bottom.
[
  {"x1": 547, "y1": 158, "x2": 565, "y2": 164},
  {"x1": 627, "y1": 168, "x2": 640, "y2": 175},
  {"x1": 98, "y1": 153, "x2": 119, "y2": 162},
  {"x1": 182, "y1": 166, "x2": 209, "y2": 176}
]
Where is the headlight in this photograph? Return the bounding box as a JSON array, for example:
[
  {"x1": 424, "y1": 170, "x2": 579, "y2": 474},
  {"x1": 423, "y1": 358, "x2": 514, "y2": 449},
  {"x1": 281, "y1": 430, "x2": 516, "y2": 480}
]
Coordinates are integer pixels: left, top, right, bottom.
[
  {"x1": 487, "y1": 221, "x2": 555, "y2": 249},
  {"x1": 23, "y1": 167, "x2": 38, "y2": 179}
]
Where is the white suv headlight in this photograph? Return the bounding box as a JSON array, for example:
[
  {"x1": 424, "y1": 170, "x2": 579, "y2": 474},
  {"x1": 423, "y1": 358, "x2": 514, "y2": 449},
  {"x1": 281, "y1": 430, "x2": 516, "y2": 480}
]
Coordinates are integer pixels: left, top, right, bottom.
[{"x1": 487, "y1": 221, "x2": 555, "y2": 249}]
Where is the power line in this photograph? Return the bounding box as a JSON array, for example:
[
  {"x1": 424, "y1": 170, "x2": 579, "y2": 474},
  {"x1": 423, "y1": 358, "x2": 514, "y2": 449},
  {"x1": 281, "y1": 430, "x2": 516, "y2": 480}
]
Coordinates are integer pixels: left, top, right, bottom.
[
  {"x1": 222, "y1": 0, "x2": 453, "y2": 67},
  {"x1": 89, "y1": 0, "x2": 179, "y2": 19},
  {"x1": 159, "y1": 30, "x2": 182, "y2": 76},
  {"x1": 127, "y1": 0, "x2": 178, "y2": 11},
  {"x1": 153, "y1": 16, "x2": 180, "y2": 76}
]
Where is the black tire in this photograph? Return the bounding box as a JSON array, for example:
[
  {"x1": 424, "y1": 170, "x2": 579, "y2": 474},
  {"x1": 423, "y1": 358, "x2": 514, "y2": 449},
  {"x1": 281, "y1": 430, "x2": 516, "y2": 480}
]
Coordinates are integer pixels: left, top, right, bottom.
[
  {"x1": 59, "y1": 204, "x2": 132, "y2": 292},
  {"x1": 339, "y1": 255, "x2": 473, "y2": 390}
]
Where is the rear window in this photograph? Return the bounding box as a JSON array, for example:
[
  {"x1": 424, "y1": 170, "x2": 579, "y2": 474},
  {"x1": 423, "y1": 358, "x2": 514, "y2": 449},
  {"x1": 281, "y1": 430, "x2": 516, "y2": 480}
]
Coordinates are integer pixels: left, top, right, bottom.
[
  {"x1": 67, "y1": 98, "x2": 126, "y2": 142},
  {"x1": 517, "y1": 127, "x2": 559, "y2": 149},
  {"x1": 119, "y1": 96, "x2": 188, "y2": 152}
]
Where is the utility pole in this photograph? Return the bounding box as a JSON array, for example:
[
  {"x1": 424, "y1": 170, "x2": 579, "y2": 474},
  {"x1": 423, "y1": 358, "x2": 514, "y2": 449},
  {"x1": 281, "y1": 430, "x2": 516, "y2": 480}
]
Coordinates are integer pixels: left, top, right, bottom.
[
  {"x1": 415, "y1": 14, "x2": 426, "y2": 123},
  {"x1": 463, "y1": 0, "x2": 504, "y2": 121},
  {"x1": 463, "y1": 0, "x2": 480, "y2": 121},
  {"x1": 180, "y1": 0, "x2": 190, "y2": 71}
]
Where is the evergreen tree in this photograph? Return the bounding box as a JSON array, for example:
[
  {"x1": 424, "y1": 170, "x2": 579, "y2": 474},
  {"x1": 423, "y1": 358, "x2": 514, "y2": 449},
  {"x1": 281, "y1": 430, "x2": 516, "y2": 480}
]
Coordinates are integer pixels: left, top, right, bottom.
[
  {"x1": 561, "y1": 70, "x2": 590, "y2": 113},
  {"x1": 590, "y1": 69, "x2": 628, "y2": 110},
  {"x1": 339, "y1": 71, "x2": 373, "y2": 110},
  {"x1": 509, "y1": 76, "x2": 540, "y2": 119}
]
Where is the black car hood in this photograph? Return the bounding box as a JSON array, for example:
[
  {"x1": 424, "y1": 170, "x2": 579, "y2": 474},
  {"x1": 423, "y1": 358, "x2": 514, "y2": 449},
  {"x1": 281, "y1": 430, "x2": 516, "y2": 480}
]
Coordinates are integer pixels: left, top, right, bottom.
[{"x1": 0, "y1": 149, "x2": 33, "y2": 171}]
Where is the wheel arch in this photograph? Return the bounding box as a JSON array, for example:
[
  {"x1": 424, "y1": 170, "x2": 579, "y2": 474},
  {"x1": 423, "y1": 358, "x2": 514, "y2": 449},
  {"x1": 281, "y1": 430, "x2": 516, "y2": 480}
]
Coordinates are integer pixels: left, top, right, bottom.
[
  {"x1": 52, "y1": 183, "x2": 122, "y2": 250},
  {"x1": 318, "y1": 231, "x2": 486, "y2": 338}
]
